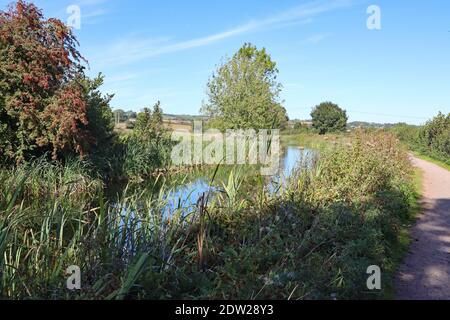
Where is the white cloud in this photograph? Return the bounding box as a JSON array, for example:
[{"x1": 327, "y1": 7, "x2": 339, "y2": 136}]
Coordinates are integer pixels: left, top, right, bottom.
[
  {"x1": 73, "y1": 0, "x2": 109, "y2": 25},
  {"x1": 75, "y1": 0, "x2": 109, "y2": 6},
  {"x1": 90, "y1": 0, "x2": 355, "y2": 67},
  {"x1": 306, "y1": 33, "x2": 332, "y2": 44},
  {"x1": 82, "y1": 8, "x2": 108, "y2": 19}
]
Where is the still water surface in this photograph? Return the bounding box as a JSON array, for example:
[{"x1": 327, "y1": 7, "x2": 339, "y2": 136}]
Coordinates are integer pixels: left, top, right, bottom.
[{"x1": 163, "y1": 146, "x2": 315, "y2": 212}]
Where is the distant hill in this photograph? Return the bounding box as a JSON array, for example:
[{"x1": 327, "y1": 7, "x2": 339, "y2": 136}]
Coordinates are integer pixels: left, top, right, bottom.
[
  {"x1": 163, "y1": 114, "x2": 209, "y2": 122},
  {"x1": 347, "y1": 121, "x2": 417, "y2": 129},
  {"x1": 114, "y1": 110, "x2": 416, "y2": 131}
]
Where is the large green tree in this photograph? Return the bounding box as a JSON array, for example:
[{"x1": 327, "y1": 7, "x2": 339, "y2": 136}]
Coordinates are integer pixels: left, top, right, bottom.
[
  {"x1": 201, "y1": 43, "x2": 288, "y2": 130},
  {"x1": 0, "y1": 1, "x2": 113, "y2": 163},
  {"x1": 311, "y1": 102, "x2": 348, "y2": 134}
]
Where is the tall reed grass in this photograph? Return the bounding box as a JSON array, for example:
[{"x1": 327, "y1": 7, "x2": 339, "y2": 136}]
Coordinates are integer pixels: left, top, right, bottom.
[{"x1": 0, "y1": 131, "x2": 417, "y2": 299}]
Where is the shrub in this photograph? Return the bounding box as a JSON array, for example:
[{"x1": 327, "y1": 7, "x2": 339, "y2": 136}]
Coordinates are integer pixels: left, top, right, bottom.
[
  {"x1": 282, "y1": 122, "x2": 311, "y2": 135},
  {"x1": 196, "y1": 130, "x2": 414, "y2": 299},
  {"x1": 116, "y1": 102, "x2": 174, "y2": 180},
  {"x1": 0, "y1": 2, "x2": 116, "y2": 165},
  {"x1": 390, "y1": 113, "x2": 450, "y2": 165},
  {"x1": 417, "y1": 112, "x2": 450, "y2": 164}
]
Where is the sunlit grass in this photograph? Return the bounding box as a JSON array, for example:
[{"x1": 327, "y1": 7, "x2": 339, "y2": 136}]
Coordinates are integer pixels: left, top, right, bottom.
[{"x1": 410, "y1": 150, "x2": 450, "y2": 172}]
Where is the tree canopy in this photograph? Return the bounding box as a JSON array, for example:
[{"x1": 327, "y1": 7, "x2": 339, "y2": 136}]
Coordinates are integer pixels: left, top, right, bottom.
[
  {"x1": 201, "y1": 43, "x2": 288, "y2": 130},
  {"x1": 135, "y1": 101, "x2": 164, "y2": 135},
  {"x1": 0, "y1": 1, "x2": 113, "y2": 163},
  {"x1": 311, "y1": 102, "x2": 348, "y2": 134}
]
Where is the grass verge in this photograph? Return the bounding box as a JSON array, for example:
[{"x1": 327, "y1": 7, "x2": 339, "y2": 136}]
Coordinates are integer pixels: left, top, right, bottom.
[
  {"x1": 383, "y1": 167, "x2": 423, "y2": 299},
  {"x1": 410, "y1": 150, "x2": 450, "y2": 172}
]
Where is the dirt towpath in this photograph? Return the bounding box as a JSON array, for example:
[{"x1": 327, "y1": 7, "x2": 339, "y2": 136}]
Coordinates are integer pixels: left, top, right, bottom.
[{"x1": 396, "y1": 156, "x2": 450, "y2": 300}]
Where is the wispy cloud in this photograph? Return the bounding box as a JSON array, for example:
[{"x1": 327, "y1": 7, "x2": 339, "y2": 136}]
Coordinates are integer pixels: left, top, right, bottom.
[
  {"x1": 102, "y1": 72, "x2": 139, "y2": 86},
  {"x1": 76, "y1": 0, "x2": 109, "y2": 7},
  {"x1": 73, "y1": 0, "x2": 110, "y2": 25},
  {"x1": 91, "y1": 0, "x2": 355, "y2": 67},
  {"x1": 82, "y1": 8, "x2": 107, "y2": 19},
  {"x1": 306, "y1": 33, "x2": 333, "y2": 44}
]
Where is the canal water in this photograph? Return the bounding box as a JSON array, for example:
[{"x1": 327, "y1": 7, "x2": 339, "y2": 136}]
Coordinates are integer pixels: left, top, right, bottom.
[{"x1": 163, "y1": 146, "x2": 315, "y2": 213}]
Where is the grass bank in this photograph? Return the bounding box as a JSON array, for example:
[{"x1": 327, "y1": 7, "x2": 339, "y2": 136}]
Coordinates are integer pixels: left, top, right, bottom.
[
  {"x1": 388, "y1": 113, "x2": 449, "y2": 170},
  {"x1": 410, "y1": 151, "x2": 450, "y2": 172},
  {"x1": 0, "y1": 131, "x2": 416, "y2": 299},
  {"x1": 384, "y1": 167, "x2": 423, "y2": 298},
  {"x1": 281, "y1": 132, "x2": 351, "y2": 150}
]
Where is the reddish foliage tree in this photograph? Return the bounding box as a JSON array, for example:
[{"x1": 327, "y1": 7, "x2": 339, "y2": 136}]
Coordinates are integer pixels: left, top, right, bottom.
[{"x1": 0, "y1": 0, "x2": 93, "y2": 162}]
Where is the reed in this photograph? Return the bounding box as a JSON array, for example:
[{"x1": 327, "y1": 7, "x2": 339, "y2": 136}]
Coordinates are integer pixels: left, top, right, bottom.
[{"x1": 0, "y1": 131, "x2": 417, "y2": 299}]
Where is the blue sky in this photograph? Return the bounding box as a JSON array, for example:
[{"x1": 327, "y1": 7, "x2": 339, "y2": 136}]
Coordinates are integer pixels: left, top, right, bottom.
[{"x1": 2, "y1": 0, "x2": 450, "y2": 124}]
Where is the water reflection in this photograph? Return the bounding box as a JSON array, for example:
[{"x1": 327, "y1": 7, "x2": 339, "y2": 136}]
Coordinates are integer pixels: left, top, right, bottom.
[{"x1": 164, "y1": 147, "x2": 315, "y2": 212}]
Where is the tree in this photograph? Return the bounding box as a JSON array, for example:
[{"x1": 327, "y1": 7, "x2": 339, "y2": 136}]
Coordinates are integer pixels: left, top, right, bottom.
[
  {"x1": 81, "y1": 74, "x2": 115, "y2": 154},
  {"x1": 293, "y1": 121, "x2": 309, "y2": 133},
  {"x1": 0, "y1": 1, "x2": 103, "y2": 163},
  {"x1": 418, "y1": 112, "x2": 450, "y2": 162},
  {"x1": 311, "y1": 102, "x2": 348, "y2": 134},
  {"x1": 135, "y1": 101, "x2": 166, "y2": 141},
  {"x1": 201, "y1": 43, "x2": 288, "y2": 130},
  {"x1": 135, "y1": 108, "x2": 152, "y2": 132},
  {"x1": 122, "y1": 101, "x2": 172, "y2": 178},
  {"x1": 124, "y1": 111, "x2": 137, "y2": 120},
  {"x1": 150, "y1": 101, "x2": 164, "y2": 133}
]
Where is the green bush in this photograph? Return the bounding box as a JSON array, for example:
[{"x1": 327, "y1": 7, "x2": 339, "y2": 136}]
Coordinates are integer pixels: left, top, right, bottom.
[
  {"x1": 282, "y1": 122, "x2": 311, "y2": 135},
  {"x1": 417, "y1": 112, "x2": 450, "y2": 164},
  {"x1": 191, "y1": 130, "x2": 414, "y2": 299},
  {"x1": 390, "y1": 113, "x2": 450, "y2": 165},
  {"x1": 114, "y1": 102, "x2": 174, "y2": 180},
  {"x1": 389, "y1": 123, "x2": 420, "y2": 147}
]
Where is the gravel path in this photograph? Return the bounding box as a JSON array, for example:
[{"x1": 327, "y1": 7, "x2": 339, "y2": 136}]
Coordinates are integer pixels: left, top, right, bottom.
[{"x1": 396, "y1": 156, "x2": 450, "y2": 300}]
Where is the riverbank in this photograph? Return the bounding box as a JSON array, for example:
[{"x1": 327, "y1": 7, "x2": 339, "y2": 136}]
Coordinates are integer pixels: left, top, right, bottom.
[
  {"x1": 0, "y1": 131, "x2": 416, "y2": 299},
  {"x1": 281, "y1": 132, "x2": 350, "y2": 150}
]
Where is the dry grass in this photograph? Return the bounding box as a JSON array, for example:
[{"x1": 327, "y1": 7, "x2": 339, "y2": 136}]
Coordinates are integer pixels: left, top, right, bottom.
[{"x1": 163, "y1": 120, "x2": 192, "y2": 132}]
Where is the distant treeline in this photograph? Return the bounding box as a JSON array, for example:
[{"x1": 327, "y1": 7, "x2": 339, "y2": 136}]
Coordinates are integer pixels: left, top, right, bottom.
[
  {"x1": 348, "y1": 121, "x2": 409, "y2": 129},
  {"x1": 113, "y1": 110, "x2": 208, "y2": 124}
]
